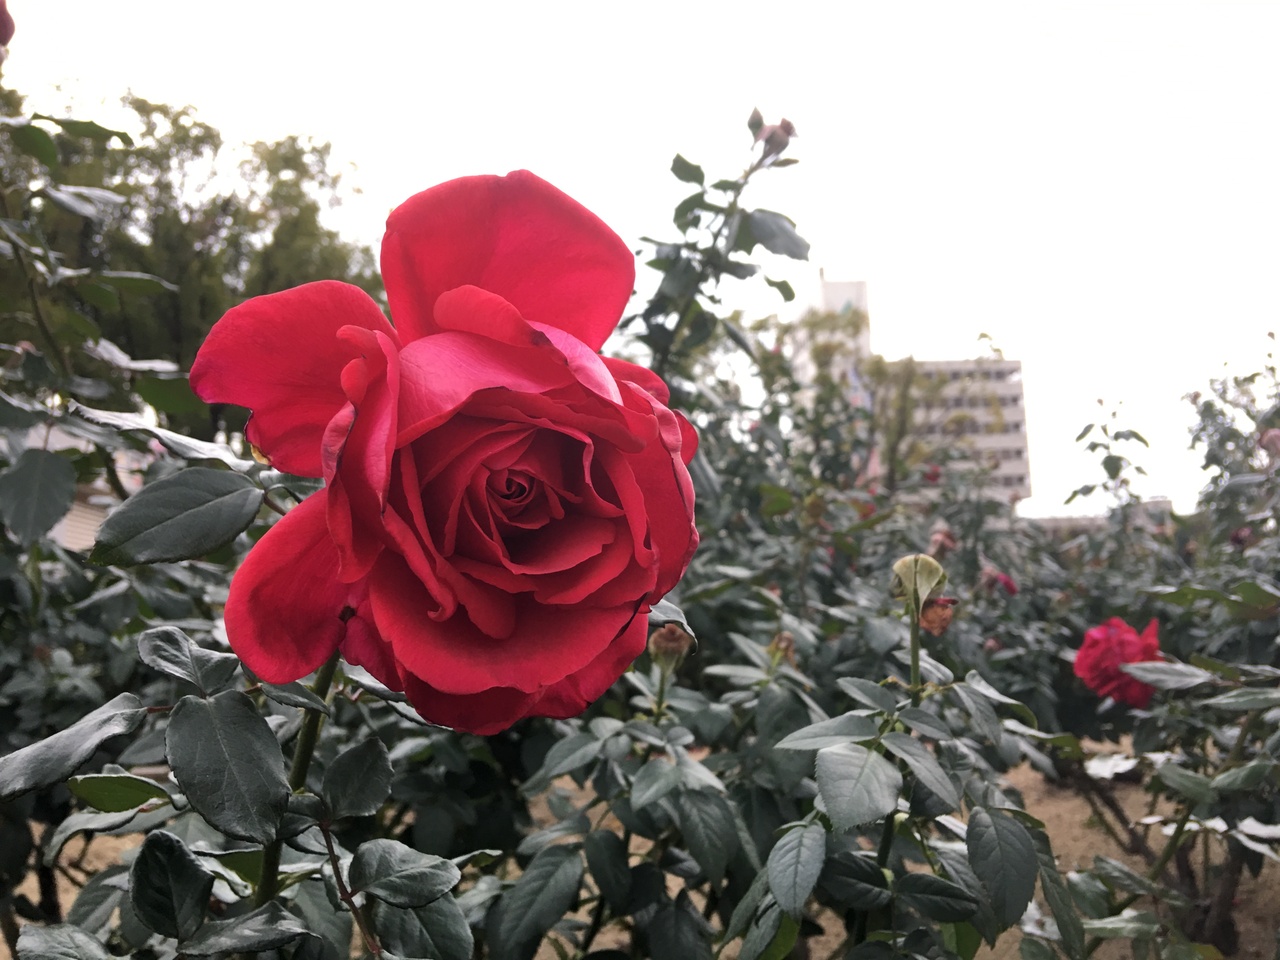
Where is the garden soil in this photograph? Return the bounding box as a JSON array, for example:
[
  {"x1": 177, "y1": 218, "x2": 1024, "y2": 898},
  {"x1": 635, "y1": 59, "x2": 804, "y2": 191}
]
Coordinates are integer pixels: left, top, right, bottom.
[{"x1": 8, "y1": 763, "x2": 1280, "y2": 960}]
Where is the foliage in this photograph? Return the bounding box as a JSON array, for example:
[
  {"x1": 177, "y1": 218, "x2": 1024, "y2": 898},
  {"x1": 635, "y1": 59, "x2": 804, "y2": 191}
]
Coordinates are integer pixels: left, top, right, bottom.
[{"x1": 5, "y1": 84, "x2": 1280, "y2": 960}]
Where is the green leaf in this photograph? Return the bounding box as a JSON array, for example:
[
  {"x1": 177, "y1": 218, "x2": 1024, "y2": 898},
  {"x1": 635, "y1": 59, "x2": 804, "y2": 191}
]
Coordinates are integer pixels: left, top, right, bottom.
[
  {"x1": 584, "y1": 830, "x2": 631, "y2": 914},
  {"x1": 0, "y1": 449, "x2": 77, "y2": 545},
  {"x1": 374, "y1": 896, "x2": 473, "y2": 960},
  {"x1": 68, "y1": 773, "x2": 168, "y2": 812},
  {"x1": 181, "y1": 901, "x2": 311, "y2": 954},
  {"x1": 882, "y1": 732, "x2": 961, "y2": 811},
  {"x1": 1212, "y1": 760, "x2": 1274, "y2": 793},
  {"x1": 678, "y1": 789, "x2": 739, "y2": 882},
  {"x1": 322, "y1": 737, "x2": 392, "y2": 819},
  {"x1": 1199, "y1": 687, "x2": 1280, "y2": 710},
  {"x1": 819, "y1": 852, "x2": 892, "y2": 909},
  {"x1": 765, "y1": 276, "x2": 796, "y2": 302},
  {"x1": 1118, "y1": 661, "x2": 1215, "y2": 690},
  {"x1": 134, "y1": 375, "x2": 206, "y2": 416},
  {"x1": 16, "y1": 924, "x2": 110, "y2": 960},
  {"x1": 1021, "y1": 937, "x2": 1057, "y2": 960},
  {"x1": 92, "y1": 467, "x2": 263, "y2": 565},
  {"x1": 1081, "y1": 914, "x2": 1161, "y2": 939},
  {"x1": 349, "y1": 839, "x2": 461, "y2": 908},
  {"x1": 261, "y1": 680, "x2": 331, "y2": 715},
  {"x1": 71, "y1": 402, "x2": 254, "y2": 468},
  {"x1": 165, "y1": 691, "x2": 289, "y2": 843},
  {"x1": 738, "y1": 902, "x2": 783, "y2": 960},
  {"x1": 1156, "y1": 763, "x2": 1215, "y2": 804},
  {"x1": 65, "y1": 864, "x2": 128, "y2": 935},
  {"x1": 898, "y1": 707, "x2": 952, "y2": 740},
  {"x1": 648, "y1": 891, "x2": 713, "y2": 960},
  {"x1": 744, "y1": 210, "x2": 810, "y2": 260},
  {"x1": 836, "y1": 677, "x2": 899, "y2": 713},
  {"x1": 0, "y1": 693, "x2": 145, "y2": 801},
  {"x1": 767, "y1": 821, "x2": 827, "y2": 918},
  {"x1": 1032, "y1": 831, "x2": 1086, "y2": 959},
  {"x1": 631, "y1": 756, "x2": 682, "y2": 809},
  {"x1": 648, "y1": 596, "x2": 695, "y2": 637},
  {"x1": 775, "y1": 713, "x2": 879, "y2": 751},
  {"x1": 897, "y1": 872, "x2": 980, "y2": 922},
  {"x1": 9, "y1": 121, "x2": 58, "y2": 167},
  {"x1": 966, "y1": 807, "x2": 1038, "y2": 926},
  {"x1": 137, "y1": 626, "x2": 240, "y2": 694},
  {"x1": 1091, "y1": 856, "x2": 1188, "y2": 907},
  {"x1": 31, "y1": 113, "x2": 133, "y2": 145},
  {"x1": 671, "y1": 154, "x2": 705, "y2": 185},
  {"x1": 962, "y1": 672, "x2": 1037, "y2": 727},
  {"x1": 486, "y1": 845, "x2": 583, "y2": 960},
  {"x1": 129, "y1": 830, "x2": 214, "y2": 941},
  {"x1": 815, "y1": 744, "x2": 902, "y2": 831}
]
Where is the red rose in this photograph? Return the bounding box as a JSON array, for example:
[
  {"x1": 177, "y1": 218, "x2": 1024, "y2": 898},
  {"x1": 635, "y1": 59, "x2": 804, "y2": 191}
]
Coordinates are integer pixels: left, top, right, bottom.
[
  {"x1": 191, "y1": 171, "x2": 699, "y2": 734},
  {"x1": 0, "y1": 1, "x2": 13, "y2": 48},
  {"x1": 1073, "y1": 617, "x2": 1160, "y2": 708}
]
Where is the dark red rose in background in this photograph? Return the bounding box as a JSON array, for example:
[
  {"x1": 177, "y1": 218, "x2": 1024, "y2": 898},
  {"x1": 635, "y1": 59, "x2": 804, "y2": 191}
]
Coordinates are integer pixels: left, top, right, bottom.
[
  {"x1": 191, "y1": 171, "x2": 699, "y2": 734},
  {"x1": 1073, "y1": 617, "x2": 1160, "y2": 708},
  {"x1": 980, "y1": 565, "x2": 1018, "y2": 596},
  {"x1": 0, "y1": 1, "x2": 14, "y2": 48}
]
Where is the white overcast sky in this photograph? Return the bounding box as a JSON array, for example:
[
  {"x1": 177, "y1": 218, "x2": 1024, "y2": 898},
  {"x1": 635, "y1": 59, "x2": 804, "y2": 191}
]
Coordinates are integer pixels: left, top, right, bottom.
[{"x1": 7, "y1": 1, "x2": 1280, "y2": 517}]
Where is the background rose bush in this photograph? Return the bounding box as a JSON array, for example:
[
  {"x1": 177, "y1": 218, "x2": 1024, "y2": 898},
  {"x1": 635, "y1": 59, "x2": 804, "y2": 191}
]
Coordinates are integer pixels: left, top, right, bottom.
[{"x1": 4, "y1": 88, "x2": 1280, "y2": 960}]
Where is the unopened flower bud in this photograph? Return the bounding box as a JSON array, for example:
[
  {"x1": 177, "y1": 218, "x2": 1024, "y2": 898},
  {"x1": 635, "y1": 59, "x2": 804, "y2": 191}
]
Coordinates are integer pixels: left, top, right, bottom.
[
  {"x1": 648, "y1": 623, "x2": 694, "y2": 672},
  {"x1": 890, "y1": 554, "x2": 947, "y2": 606},
  {"x1": 754, "y1": 117, "x2": 797, "y2": 160}
]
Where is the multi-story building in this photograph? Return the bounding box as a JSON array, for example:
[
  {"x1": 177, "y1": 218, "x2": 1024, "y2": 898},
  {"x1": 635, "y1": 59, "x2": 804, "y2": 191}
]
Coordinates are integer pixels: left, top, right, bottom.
[
  {"x1": 913, "y1": 358, "x2": 1031, "y2": 500},
  {"x1": 808, "y1": 278, "x2": 1032, "y2": 501}
]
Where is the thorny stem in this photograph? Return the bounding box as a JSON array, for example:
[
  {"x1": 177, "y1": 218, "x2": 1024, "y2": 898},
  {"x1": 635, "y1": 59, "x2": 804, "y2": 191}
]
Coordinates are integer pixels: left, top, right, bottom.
[
  {"x1": 0, "y1": 185, "x2": 72, "y2": 379},
  {"x1": 255, "y1": 650, "x2": 341, "y2": 907},
  {"x1": 321, "y1": 822, "x2": 381, "y2": 956}
]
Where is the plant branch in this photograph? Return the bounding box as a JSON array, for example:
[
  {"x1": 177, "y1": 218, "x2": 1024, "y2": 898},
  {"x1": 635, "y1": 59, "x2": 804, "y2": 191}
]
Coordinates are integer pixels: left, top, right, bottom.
[
  {"x1": 255, "y1": 649, "x2": 341, "y2": 907},
  {"x1": 321, "y1": 821, "x2": 381, "y2": 956}
]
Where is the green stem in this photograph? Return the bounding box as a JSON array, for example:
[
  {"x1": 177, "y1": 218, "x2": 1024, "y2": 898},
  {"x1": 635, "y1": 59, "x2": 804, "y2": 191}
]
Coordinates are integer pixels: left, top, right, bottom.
[
  {"x1": 255, "y1": 650, "x2": 341, "y2": 906},
  {"x1": 908, "y1": 606, "x2": 922, "y2": 708}
]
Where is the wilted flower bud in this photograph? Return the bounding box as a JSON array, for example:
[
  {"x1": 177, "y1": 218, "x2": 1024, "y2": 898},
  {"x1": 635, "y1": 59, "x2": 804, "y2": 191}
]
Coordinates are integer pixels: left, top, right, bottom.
[
  {"x1": 1260, "y1": 428, "x2": 1280, "y2": 458},
  {"x1": 919, "y1": 597, "x2": 958, "y2": 637},
  {"x1": 648, "y1": 623, "x2": 694, "y2": 672},
  {"x1": 927, "y1": 523, "x2": 957, "y2": 560},
  {"x1": 767, "y1": 631, "x2": 797, "y2": 667}
]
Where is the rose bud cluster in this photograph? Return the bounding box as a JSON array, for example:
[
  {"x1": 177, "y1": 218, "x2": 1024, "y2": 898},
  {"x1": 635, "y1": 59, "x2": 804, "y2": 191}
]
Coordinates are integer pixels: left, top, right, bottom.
[
  {"x1": 191, "y1": 171, "x2": 699, "y2": 734},
  {"x1": 1073, "y1": 617, "x2": 1161, "y2": 709}
]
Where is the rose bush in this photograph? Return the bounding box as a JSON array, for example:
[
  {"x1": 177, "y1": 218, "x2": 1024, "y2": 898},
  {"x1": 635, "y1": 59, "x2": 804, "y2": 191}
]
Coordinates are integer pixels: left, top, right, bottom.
[
  {"x1": 1073, "y1": 616, "x2": 1161, "y2": 708},
  {"x1": 190, "y1": 171, "x2": 698, "y2": 733}
]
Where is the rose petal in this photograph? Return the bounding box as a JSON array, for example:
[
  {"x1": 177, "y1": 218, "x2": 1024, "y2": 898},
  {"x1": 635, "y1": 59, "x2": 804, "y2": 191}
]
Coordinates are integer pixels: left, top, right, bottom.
[
  {"x1": 396, "y1": 614, "x2": 646, "y2": 734},
  {"x1": 368, "y1": 553, "x2": 634, "y2": 695},
  {"x1": 224, "y1": 491, "x2": 374, "y2": 683},
  {"x1": 399, "y1": 671, "x2": 540, "y2": 735},
  {"x1": 325, "y1": 326, "x2": 400, "y2": 581},
  {"x1": 382, "y1": 170, "x2": 634, "y2": 351},
  {"x1": 534, "y1": 613, "x2": 647, "y2": 717},
  {"x1": 190, "y1": 281, "x2": 397, "y2": 477}
]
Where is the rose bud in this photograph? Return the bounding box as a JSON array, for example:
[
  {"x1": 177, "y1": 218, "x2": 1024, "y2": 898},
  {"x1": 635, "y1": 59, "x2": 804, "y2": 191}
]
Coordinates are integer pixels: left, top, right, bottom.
[
  {"x1": 767, "y1": 630, "x2": 796, "y2": 667},
  {"x1": 0, "y1": 1, "x2": 14, "y2": 51},
  {"x1": 754, "y1": 118, "x2": 797, "y2": 160},
  {"x1": 648, "y1": 623, "x2": 695, "y2": 673}
]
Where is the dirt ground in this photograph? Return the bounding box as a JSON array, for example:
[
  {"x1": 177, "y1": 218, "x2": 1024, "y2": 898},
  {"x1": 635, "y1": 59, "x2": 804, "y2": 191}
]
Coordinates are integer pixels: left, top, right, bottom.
[{"x1": 8, "y1": 763, "x2": 1280, "y2": 960}]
